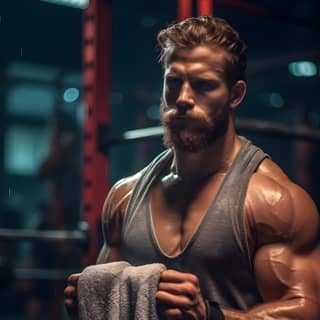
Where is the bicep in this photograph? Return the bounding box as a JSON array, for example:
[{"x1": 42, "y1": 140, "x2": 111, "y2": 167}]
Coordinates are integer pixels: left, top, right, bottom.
[
  {"x1": 97, "y1": 194, "x2": 125, "y2": 264},
  {"x1": 97, "y1": 177, "x2": 135, "y2": 264},
  {"x1": 250, "y1": 174, "x2": 320, "y2": 302},
  {"x1": 254, "y1": 243, "x2": 319, "y2": 305}
]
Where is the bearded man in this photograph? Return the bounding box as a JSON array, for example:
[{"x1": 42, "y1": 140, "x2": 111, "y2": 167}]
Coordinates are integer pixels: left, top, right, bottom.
[{"x1": 65, "y1": 16, "x2": 320, "y2": 319}]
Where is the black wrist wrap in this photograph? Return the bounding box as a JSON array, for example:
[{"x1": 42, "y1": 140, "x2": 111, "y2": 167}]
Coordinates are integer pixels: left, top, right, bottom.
[{"x1": 205, "y1": 300, "x2": 225, "y2": 320}]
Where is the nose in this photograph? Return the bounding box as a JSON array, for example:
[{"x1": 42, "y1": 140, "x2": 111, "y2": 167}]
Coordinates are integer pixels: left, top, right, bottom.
[{"x1": 176, "y1": 81, "x2": 194, "y2": 112}]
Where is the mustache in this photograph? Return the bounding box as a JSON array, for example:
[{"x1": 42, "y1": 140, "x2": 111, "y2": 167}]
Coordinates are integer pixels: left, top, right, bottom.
[{"x1": 162, "y1": 112, "x2": 211, "y2": 129}]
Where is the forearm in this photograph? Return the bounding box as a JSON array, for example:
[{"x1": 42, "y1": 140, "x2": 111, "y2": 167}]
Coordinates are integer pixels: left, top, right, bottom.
[
  {"x1": 96, "y1": 244, "x2": 124, "y2": 264},
  {"x1": 222, "y1": 299, "x2": 320, "y2": 320}
]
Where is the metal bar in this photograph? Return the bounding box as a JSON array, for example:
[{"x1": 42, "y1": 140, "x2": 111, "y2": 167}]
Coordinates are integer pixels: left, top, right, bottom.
[
  {"x1": 197, "y1": 0, "x2": 214, "y2": 16},
  {"x1": 14, "y1": 268, "x2": 78, "y2": 280},
  {"x1": 123, "y1": 126, "x2": 164, "y2": 141},
  {"x1": 0, "y1": 228, "x2": 88, "y2": 244},
  {"x1": 236, "y1": 118, "x2": 320, "y2": 141},
  {"x1": 105, "y1": 118, "x2": 320, "y2": 147},
  {"x1": 178, "y1": 0, "x2": 193, "y2": 21},
  {"x1": 82, "y1": 0, "x2": 111, "y2": 267}
]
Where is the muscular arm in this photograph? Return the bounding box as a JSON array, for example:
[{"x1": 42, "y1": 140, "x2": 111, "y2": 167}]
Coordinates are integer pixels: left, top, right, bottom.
[
  {"x1": 96, "y1": 174, "x2": 140, "y2": 264},
  {"x1": 223, "y1": 162, "x2": 320, "y2": 320},
  {"x1": 64, "y1": 174, "x2": 139, "y2": 319},
  {"x1": 224, "y1": 247, "x2": 320, "y2": 320}
]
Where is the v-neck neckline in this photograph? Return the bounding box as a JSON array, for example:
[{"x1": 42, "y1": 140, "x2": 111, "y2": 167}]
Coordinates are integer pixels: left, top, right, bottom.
[{"x1": 147, "y1": 138, "x2": 250, "y2": 259}]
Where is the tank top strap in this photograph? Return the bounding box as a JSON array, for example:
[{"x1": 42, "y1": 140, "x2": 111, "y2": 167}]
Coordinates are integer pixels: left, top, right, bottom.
[
  {"x1": 122, "y1": 149, "x2": 173, "y2": 237},
  {"x1": 214, "y1": 137, "x2": 269, "y2": 266},
  {"x1": 222, "y1": 137, "x2": 269, "y2": 206}
]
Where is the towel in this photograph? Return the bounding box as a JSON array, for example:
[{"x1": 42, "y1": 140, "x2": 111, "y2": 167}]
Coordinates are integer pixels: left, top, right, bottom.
[
  {"x1": 77, "y1": 261, "x2": 166, "y2": 320},
  {"x1": 123, "y1": 264, "x2": 167, "y2": 320},
  {"x1": 78, "y1": 261, "x2": 130, "y2": 320}
]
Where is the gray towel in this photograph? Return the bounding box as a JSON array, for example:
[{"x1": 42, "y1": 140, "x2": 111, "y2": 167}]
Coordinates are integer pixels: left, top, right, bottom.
[
  {"x1": 78, "y1": 261, "x2": 130, "y2": 320},
  {"x1": 123, "y1": 264, "x2": 167, "y2": 320},
  {"x1": 77, "y1": 262, "x2": 166, "y2": 320}
]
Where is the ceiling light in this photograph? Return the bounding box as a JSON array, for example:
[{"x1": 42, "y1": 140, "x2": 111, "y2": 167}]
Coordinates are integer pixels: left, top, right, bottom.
[
  {"x1": 288, "y1": 61, "x2": 317, "y2": 77},
  {"x1": 40, "y1": 0, "x2": 89, "y2": 9},
  {"x1": 63, "y1": 88, "x2": 80, "y2": 103},
  {"x1": 269, "y1": 92, "x2": 284, "y2": 108}
]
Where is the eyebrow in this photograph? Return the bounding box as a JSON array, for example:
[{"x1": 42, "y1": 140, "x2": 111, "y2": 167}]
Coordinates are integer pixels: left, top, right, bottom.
[
  {"x1": 191, "y1": 73, "x2": 221, "y2": 80},
  {"x1": 165, "y1": 70, "x2": 222, "y2": 82},
  {"x1": 166, "y1": 64, "x2": 224, "y2": 74}
]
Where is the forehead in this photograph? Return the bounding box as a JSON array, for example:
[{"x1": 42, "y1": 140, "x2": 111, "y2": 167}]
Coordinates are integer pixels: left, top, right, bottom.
[{"x1": 164, "y1": 45, "x2": 229, "y2": 76}]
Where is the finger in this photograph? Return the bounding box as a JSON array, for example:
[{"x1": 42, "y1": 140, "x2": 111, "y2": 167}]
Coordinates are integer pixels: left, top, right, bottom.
[
  {"x1": 67, "y1": 273, "x2": 81, "y2": 285},
  {"x1": 158, "y1": 280, "x2": 198, "y2": 298},
  {"x1": 160, "y1": 270, "x2": 199, "y2": 285},
  {"x1": 156, "y1": 290, "x2": 195, "y2": 308},
  {"x1": 181, "y1": 309, "x2": 198, "y2": 320},
  {"x1": 159, "y1": 306, "x2": 198, "y2": 320},
  {"x1": 64, "y1": 285, "x2": 77, "y2": 298},
  {"x1": 64, "y1": 298, "x2": 77, "y2": 309},
  {"x1": 162, "y1": 307, "x2": 184, "y2": 319}
]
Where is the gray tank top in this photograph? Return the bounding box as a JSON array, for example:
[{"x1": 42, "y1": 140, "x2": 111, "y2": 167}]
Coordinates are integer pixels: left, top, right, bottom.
[{"x1": 121, "y1": 138, "x2": 268, "y2": 310}]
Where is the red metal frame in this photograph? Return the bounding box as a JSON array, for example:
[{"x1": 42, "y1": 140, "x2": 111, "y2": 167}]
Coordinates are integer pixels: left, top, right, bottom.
[
  {"x1": 178, "y1": 0, "x2": 214, "y2": 20},
  {"x1": 82, "y1": 0, "x2": 111, "y2": 267},
  {"x1": 178, "y1": 0, "x2": 192, "y2": 21},
  {"x1": 197, "y1": 0, "x2": 214, "y2": 16}
]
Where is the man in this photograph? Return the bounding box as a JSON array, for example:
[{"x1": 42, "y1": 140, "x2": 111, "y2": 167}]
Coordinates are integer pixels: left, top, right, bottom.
[{"x1": 65, "y1": 16, "x2": 320, "y2": 319}]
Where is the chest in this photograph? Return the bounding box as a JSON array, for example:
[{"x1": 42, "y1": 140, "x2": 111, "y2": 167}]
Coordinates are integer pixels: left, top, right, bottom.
[
  {"x1": 150, "y1": 174, "x2": 227, "y2": 257},
  {"x1": 121, "y1": 172, "x2": 255, "y2": 271}
]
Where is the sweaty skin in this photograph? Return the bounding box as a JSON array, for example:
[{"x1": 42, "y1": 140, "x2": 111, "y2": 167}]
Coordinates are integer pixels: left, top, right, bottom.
[{"x1": 64, "y1": 46, "x2": 320, "y2": 320}]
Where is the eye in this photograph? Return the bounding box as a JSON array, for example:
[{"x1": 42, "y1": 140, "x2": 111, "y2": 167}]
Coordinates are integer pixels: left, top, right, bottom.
[
  {"x1": 165, "y1": 76, "x2": 182, "y2": 89},
  {"x1": 193, "y1": 80, "x2": 216, "y2": 91}
]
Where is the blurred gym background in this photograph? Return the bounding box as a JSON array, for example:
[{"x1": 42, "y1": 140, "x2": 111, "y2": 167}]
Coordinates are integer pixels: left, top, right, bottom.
[{"x1": 0, "y1": 0, "x2": 319, "y2": 319}]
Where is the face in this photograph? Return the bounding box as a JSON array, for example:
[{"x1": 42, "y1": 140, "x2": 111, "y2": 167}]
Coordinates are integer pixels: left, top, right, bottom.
[{"x1": 161, "y1": 45, "x2": 241, "y2": 153}]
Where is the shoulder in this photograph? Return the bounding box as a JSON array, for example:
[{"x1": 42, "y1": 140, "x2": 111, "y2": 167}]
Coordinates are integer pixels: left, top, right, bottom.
[
  {"x1": 246, "y1": 158, "x2": 320, "y2": 250},
  {"x1": 102, "y1": 171, "x2": 142, "y2": 223},
  {"x1": 101, "y1": 171, "x2": 142, "y2": 246},
  {"x1": 101, "y1": 149, "x2": 171, "y2": 232}
]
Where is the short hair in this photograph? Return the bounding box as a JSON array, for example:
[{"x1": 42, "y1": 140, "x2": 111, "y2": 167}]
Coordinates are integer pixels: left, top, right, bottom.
[{"x1": 157, "y1": 16, "x2": 247, "y2": 87}]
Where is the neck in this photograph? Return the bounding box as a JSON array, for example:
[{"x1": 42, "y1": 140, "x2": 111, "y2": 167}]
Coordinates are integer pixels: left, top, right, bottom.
[{"x1": 172, "y1": 123, "x2": 241, "y2": 183}]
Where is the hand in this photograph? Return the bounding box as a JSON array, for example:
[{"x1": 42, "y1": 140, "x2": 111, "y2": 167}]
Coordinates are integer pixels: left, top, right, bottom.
[
  {"x1": 64, "y1": 273, "x2": 80, "y2": 320},
  {"x1": 156, "y1": 269, "x2": 207, "y2": 320}
]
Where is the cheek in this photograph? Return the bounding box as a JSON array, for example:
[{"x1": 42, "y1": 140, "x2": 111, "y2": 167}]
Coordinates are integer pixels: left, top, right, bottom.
[
  {"x1": 203, "y1": 91, "x2": 230, "y2": 111},
  {"x1": 163, "y1": 88, "x2": 177, "y2": 106},
  {"x1": 163, "y1": 81, "x2": 183, "y2": 104},
  {"x1": 160, "y1": 98, "x2": 175, "y2": 120}
]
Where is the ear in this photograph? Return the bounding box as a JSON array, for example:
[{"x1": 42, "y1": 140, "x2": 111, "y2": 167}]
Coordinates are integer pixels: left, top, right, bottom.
[{"x1": 229, "y1": 80, "x2": 247, "y2": 110}]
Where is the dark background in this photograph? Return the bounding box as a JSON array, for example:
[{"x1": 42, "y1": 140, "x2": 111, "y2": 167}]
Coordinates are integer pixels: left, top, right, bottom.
[{"x1": 0, "y1": 0, "x2": 319, "y2": 319}]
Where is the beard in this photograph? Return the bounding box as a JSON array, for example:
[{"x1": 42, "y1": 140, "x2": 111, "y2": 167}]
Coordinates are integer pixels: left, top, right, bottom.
[{"x1": 160, "y1": 100, "x2": 229, "y2": 153}]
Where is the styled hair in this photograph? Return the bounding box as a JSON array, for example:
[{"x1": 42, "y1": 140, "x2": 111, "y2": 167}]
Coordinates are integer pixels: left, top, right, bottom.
[{"x1": 157, "y1": 16, "x2": 247, "y2": 87}]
